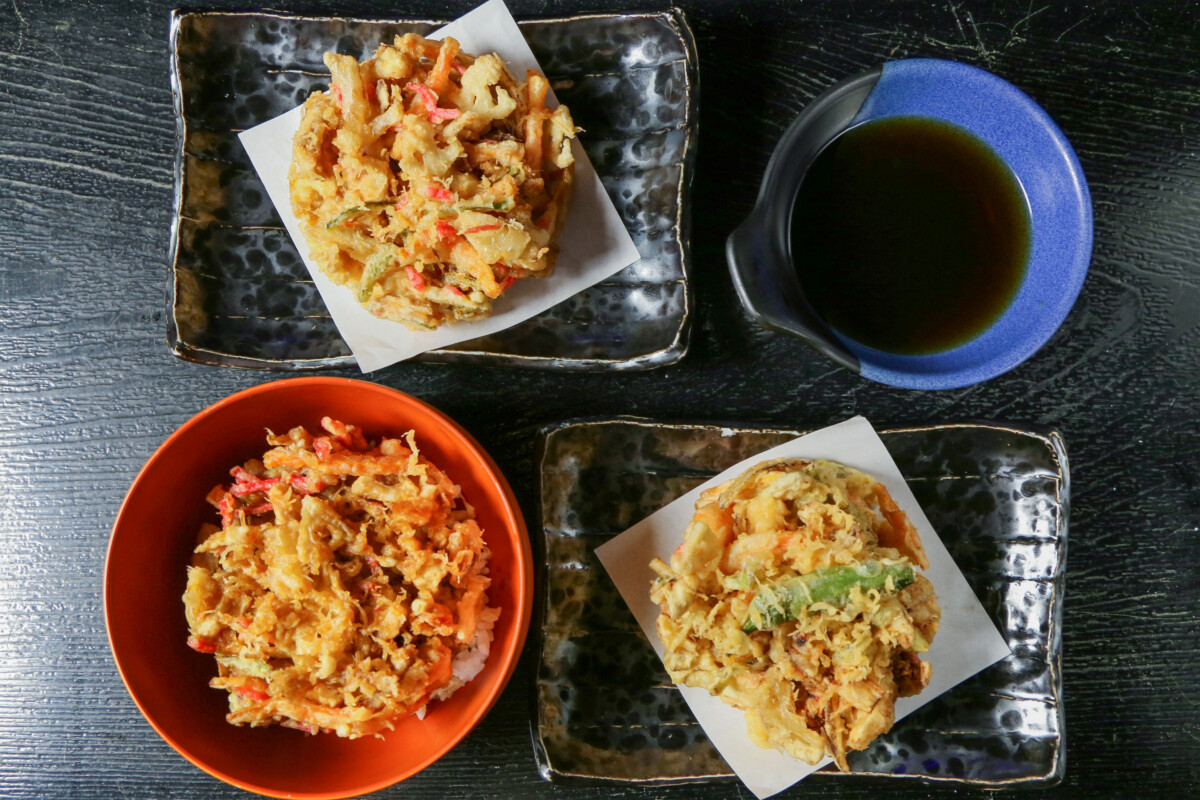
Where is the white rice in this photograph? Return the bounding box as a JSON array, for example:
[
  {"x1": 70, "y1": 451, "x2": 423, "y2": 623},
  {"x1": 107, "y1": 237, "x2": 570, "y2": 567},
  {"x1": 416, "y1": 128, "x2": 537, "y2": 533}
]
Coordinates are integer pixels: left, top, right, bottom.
[{"x1": 415, "y1": 605, "x2": 502, "y2": 719}]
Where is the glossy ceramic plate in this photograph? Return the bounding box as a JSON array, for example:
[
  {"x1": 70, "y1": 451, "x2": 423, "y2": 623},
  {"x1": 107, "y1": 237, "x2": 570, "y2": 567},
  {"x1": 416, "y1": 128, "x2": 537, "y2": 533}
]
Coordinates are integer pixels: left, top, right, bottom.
[
  {"x1": 167, "y1": 9, "x2": 696, "y2": 370},
  {"x1": 534, "y1": 419, "x2": 1067, "y2": 786}
]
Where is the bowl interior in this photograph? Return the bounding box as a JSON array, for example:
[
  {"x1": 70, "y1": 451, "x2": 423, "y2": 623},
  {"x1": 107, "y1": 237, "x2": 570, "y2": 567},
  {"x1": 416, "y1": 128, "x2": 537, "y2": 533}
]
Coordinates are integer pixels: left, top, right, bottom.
[
  {"x1": 829, "y1": 59, "x2": 1092, "y2": 389},
  {"x1": 104, "y1": 378, "x2": 530, "y2": 798}
]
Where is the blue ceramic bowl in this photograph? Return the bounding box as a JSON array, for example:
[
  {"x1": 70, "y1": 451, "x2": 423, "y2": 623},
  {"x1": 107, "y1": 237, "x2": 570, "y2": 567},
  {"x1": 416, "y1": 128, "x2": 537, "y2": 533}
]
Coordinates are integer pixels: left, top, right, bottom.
[{"x1": 727, "y1": 59, "x2": 1092, "y2": 390}]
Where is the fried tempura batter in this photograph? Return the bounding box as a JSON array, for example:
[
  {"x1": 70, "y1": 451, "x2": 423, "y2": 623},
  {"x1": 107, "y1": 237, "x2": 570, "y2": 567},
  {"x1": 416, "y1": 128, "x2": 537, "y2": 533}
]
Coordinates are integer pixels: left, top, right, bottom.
[
  {"x1": 650, "y1": 459, "x2": 940, "y2": 769},
  {"x1": 183, "y1": 418, "x2": 498, "y2": 738},
  {"x1": 288, "y1": 33, "x2": 578, "y2": 330}
]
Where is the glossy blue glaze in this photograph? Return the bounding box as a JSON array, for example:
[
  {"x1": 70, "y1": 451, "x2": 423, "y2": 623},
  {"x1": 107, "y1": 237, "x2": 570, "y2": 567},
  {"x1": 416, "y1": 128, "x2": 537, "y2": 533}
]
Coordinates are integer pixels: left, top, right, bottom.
[{"x1": 842, "y1": 59, "x2": 1093, "y2": 390}]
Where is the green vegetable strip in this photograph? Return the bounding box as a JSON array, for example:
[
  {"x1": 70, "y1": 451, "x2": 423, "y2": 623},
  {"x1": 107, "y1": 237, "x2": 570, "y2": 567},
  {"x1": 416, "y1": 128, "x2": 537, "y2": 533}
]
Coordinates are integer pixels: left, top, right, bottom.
[
  {"x1": 358, "y1": 250, "x2": 395, "y2": 302},
  {"x1": 743, "y1": 561, "x2": 915, "y2": 632},
  {"x1": 326, "y1": 206, "x2": 367, "y2": 228},
  {"x1": 326, "y1": 201, "x2": 393, "y2": 229},
  {"x1": 462, "y1": 200, "x2": 513, "y2": 212},
  {"x1": 215, "y1": 654, "x2": 271, "y2": 679}
]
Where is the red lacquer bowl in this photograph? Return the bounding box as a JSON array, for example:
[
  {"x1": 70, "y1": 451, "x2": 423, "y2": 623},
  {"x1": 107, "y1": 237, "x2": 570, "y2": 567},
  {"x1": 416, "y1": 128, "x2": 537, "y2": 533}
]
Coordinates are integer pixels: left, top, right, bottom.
[{"x1": 104, "y1": 378, "x2": 531, "y2": 798}]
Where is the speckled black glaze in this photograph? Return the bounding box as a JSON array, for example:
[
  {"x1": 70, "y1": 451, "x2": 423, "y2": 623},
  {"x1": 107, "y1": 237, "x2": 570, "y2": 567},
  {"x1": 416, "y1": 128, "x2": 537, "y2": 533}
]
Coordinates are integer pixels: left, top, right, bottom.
[
  {"x1": 166, "y1": 10, "x2": 697, "y2": 370},
  {"x1": 534, "y1": 420, "x2": 1067, "y2": 786}
]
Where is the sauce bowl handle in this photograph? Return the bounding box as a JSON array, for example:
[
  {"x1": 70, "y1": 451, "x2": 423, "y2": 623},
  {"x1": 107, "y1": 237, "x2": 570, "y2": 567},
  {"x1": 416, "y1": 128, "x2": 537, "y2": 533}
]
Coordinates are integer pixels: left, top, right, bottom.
[
  {"x1": 726, "y1": 213, "x2": 860, "y2": 373},
  {"x1": 724, "y1": 68, "x2": 884, "y2": 375}
]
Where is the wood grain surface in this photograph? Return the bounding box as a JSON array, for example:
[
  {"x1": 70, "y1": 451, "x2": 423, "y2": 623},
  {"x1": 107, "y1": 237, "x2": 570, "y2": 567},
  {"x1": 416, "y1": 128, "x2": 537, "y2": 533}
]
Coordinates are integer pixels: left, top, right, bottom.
[{"x1": 1, "y1": 0, "x2": 1198, "y2": 798}]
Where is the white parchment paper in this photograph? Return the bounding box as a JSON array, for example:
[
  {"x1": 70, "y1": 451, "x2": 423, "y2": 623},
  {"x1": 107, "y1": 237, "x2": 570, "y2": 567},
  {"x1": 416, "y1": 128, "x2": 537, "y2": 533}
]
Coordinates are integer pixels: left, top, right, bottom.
[
  {"x1": 595, "y1": 416, "x2": 1013, "y2": 799},
  {"x1": 239, "y1": 0, "x2": 641, "y2": 372}
]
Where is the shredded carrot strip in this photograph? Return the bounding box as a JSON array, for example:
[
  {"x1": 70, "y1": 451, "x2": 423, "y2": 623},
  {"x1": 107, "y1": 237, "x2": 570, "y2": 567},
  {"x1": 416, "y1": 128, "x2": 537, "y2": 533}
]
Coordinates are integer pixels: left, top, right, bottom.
[{"x1": 405, "y1": 265, "x2": 426, "y2": 292}]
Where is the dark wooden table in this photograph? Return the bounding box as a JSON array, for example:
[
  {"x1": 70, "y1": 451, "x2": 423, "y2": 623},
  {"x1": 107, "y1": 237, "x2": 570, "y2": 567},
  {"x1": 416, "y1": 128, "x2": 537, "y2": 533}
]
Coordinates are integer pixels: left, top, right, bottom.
[{"x1": 2, "y1": 0, "x2": 1198, "y2": 797}]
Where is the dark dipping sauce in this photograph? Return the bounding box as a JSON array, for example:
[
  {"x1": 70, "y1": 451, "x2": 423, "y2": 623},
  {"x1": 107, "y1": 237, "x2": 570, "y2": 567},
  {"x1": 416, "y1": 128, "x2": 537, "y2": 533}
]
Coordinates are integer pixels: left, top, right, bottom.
[{"x1": 790, "y1": 115, "x2": 1031, "y2": 355}]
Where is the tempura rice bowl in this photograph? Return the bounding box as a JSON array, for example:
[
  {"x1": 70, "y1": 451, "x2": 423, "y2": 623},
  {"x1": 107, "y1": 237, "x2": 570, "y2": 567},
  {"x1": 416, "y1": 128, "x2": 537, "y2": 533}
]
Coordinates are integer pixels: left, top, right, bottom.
[{"x1": 104, "y1": 378, "x2": 531, "y2": 798}]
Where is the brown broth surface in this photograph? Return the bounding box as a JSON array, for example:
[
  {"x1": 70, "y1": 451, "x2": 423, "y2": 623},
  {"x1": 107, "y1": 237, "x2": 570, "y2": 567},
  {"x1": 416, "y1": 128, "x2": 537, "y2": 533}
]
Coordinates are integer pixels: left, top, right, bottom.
[{"x1": 790, "y1": 116, "x2": 1031, "y2": 354}]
